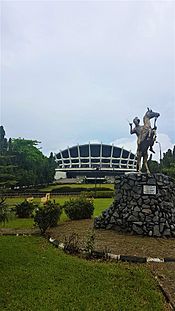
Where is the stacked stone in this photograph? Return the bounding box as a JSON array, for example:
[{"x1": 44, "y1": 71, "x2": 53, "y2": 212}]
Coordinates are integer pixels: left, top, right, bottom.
[{"x1": 94, "y1": 173, "x2": 175, "y2": 237}]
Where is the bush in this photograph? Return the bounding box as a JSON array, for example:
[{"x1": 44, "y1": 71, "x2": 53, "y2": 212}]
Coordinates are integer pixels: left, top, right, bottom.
[
  {"x1": 14, "y1": 200, "x2": 35, "y2": 218},
  {"x1": 34, "y1": 201, "x2": 62, "y2": 234},
  {"x1": 63, "y1": 195, "x2": 94, "y2": 220},
  {"x1": 92, "y1": 191, "x2": 114, "y2": 198},
  {"x1": 64, "y1": 233, "x2": 80, "y2": 254},
  {"x1": 84, "y1": 229, "x2": 96, "y2": 255}
]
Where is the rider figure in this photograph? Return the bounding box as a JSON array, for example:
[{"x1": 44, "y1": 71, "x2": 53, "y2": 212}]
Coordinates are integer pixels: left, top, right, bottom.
[
  {"x1": 129, "y1": 117, "x2": 156, "y2": 153},
  {"x1": 129, "y1": 117, "x2": 141, "y2": 137}
]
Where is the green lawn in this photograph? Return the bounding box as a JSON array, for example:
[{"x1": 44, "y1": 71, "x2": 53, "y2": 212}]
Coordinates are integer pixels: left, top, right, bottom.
[
  {"x1": 0, "y1": 236, "x2": 164, "y2": 311},
  {"x1": 1, "y1": 198, "x2": 113, "y2": 229}
]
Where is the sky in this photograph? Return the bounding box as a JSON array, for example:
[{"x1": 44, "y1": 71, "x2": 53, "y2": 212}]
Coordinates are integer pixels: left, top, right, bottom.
[{"x1": 1, "y1": 0, "x2": 175, "y2": 161}]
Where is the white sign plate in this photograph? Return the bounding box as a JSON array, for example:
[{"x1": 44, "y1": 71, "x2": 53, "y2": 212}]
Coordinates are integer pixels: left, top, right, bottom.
[{"x1": 143, "y1": 185, "x2": 157, "y2": 195}]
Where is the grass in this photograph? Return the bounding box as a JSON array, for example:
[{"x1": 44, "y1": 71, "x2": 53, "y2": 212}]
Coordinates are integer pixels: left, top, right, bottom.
[
  {"x1": 1, "y1": 198, "x2": 113, "y2": 229},
  {"x1": 0, "y1": 236, "x2": 165, "y2": 311}
]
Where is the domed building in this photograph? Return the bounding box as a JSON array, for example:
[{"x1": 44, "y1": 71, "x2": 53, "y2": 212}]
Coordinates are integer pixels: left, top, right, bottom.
[{"x1": 55, "y1": 143, "x2": 137, "y2": 181}]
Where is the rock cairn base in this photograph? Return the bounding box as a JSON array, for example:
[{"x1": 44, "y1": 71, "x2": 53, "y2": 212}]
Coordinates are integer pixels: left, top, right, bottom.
[{"x1": 94, "y1": 173, "x2": 175, "y2": 237}]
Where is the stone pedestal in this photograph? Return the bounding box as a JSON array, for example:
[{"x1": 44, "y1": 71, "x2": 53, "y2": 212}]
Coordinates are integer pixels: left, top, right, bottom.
[{"x1": 94, "y1": 173, "x2": 175, "y2": 237}]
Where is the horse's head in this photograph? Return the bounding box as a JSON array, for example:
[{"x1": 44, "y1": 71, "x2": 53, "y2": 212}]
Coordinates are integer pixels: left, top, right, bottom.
[{"x1": 146, "y1": 108, "x2": 160, "y2": 120}]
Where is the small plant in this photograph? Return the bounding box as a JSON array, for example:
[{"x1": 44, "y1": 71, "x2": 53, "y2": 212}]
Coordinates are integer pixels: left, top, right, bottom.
[
  {"x1": 64, "y1": 233, "x2": 80, "y2": 254},
  {"x1": 14, "y1": 199, "x2": 35, "y2": 218},
  {"x1": 63, "y1": 195, "x2": 94, "y2": 220},
  {"x1": 34, "y1": 201, "x2": 62, "y2": 234},
  {"x1": 0, "y1": 197, "x2": 8, "y2": 225},
  {"x1": 84, "y1": 229, "x2": 96, "y2": 256}
]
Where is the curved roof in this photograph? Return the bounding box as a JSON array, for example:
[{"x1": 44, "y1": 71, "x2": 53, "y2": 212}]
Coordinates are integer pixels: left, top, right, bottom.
[{"x1": 55, "y1": 143, "x2": 136, "y2": 172}]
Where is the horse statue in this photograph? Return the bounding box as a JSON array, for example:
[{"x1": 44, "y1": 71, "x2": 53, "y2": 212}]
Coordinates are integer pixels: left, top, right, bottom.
[{"x1": 129, "y1": 108, "x2": 160, "y2": 174}]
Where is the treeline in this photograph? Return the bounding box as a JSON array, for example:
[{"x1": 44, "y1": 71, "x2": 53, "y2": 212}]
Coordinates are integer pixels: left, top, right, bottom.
[
  {"x1": 160, "y1": 146, "x2": 175, "y2": 178},
  {"x1": 146, "y1": 146, "x2": 175, "y2": 179},
  {"x1": 0, "y1": 126, "x2": 56, "y2": 189}
]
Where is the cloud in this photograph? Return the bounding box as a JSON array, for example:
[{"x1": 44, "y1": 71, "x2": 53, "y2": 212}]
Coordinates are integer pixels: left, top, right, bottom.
[
  {"x1": 111, "y1": 137, "x2": 137, "y2": 154},
  {"x1": 1, "y1": 1, "x2": 174, "y2": 156}
]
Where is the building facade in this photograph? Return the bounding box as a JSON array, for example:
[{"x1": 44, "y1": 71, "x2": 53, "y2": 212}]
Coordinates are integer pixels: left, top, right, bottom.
[{"x1": 55, "y1": 143, "x2": 137, "y2": 180}]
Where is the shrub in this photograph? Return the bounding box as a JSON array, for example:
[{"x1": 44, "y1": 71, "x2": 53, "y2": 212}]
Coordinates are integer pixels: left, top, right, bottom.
[
  {"x1": 64, "y1": 233, "x2": 80, "y2": 254},
  {"x1": 14, "y1": 200, "x2": 35, "y2": 218},
  {"x1": 81, "y1": 191, "x2": 113, "y2": 198},
  {"x1": 84, "y1": 229, "x2": 96, "y2": 255},
  {"x1": 34, "y1": 201, "x2": 62, "y2": 234},
  {"x1": 63, "y1": 195, "x2": 94, "y2": 220},
  {"x1": 92, "y1": 191, "x2": 114, "y2": 198}
]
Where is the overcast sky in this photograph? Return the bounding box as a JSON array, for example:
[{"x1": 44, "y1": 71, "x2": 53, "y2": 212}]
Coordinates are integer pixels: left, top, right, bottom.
[{"x1": 1, "y1": 0, "x2": 175, "y2": 160}]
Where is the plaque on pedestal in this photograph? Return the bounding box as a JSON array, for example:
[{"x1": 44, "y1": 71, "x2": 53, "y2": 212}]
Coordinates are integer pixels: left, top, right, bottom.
[{"x1": 143, "y1": 185, "x2": 157, "y2": 195}]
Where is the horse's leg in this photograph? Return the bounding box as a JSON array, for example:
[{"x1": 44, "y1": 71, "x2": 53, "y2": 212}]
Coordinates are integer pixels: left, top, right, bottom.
[
  {"x1": 143, "y1": 152, "x2": 150, "y2": 174},
  {"x1": 137, "y1": 152, "x2": 142, "y2": 173}
]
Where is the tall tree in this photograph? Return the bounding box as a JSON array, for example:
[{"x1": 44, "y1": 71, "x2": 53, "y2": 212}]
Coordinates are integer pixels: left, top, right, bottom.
[
  {"x1": 12, "y1": 139, "x2": 56, "y2": 186},
  {"x1": 161, "y1": 146, "x2": 175, "y2": 179},
  {"x1": 0, "y1": 126, "x2": 17, "y2": 188}
]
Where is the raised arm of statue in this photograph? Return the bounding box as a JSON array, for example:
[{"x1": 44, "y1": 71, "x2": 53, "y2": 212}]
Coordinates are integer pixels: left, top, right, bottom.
[
  {"x1": 130, "y1": 126, "x2": 137, "y2": 135},
  {"x1": 129, "y1": 123, "x2": 134, "y2": 135}
]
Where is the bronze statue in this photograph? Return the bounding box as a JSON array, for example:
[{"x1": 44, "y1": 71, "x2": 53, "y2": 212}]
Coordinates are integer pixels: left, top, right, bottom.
[{"x1": 129, "y1": 108, "x2": 160, "y2": 174}]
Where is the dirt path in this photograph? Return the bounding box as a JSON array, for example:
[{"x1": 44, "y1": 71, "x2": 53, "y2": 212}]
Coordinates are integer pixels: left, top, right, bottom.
[{"x1": 48, "y1": 219, "x2": 175, "y2": 258}]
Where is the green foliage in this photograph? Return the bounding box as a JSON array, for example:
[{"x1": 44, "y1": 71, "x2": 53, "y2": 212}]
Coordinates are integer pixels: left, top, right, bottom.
[
  {"x1": 14, "y1": 200, "x2": 36, "y2": 218},
  {"x1": 0, "y1": 127, "x2": 57, "y2": 188},
  {"x1": 0, "y1": 126, "x2": 8, "y2": 153},
  {"x1": 92, "y1": 191, "x2": 114, "y2": 198},
  {"x1": 0, "y1": 197, "x2": 113, "y2": 228},
  {"x1": 12, "y1": 138, "x2": 56, "y2": 186},
  {"x1": 0, "y1": 197, "x2": 8, "y2": 224},
  {"x1": 161, "y1": 147, "x2": 175, "y2": 167},
  {"x1": 84, "y1": 229, "x2": 96, "y2": 255},
  {"x1": 161, "y1": 146, "x2": 175, "y2": 179},
  {"x1": 83, "y1": 190, "x2": 114, "y2": 198},
  {"x1": 162, "y1": 164, "x2": 175, "y2": 179},
  {"x1": 0, "y1": 126, "x2": 17, "y2": 188},
  {"x1": 34, "y1": 201, "x2": 62, "y2": 234},
  {"x1": 143, "y1": 146, "x2": 175, "y2": 178},
  {"x1": 146, "y1": 155, "x2": 160, "y2": 174},
  {"x1": 47, "y1": 152, "x2": 57, "y2": 183},
  {"x1": 64, "y1": 233, "x2": 80, "y2": 254},
  {"x1": 63, "y1": 195, "x2": 94, "y2": 220}
]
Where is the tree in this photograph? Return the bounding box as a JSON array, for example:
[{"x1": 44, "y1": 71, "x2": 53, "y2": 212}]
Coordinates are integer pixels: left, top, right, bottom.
[
  {"x1": 142, "y1": 146, "x2": 175, "y2": 179},
  {"x1": 0, "y1": 197, "x2": 8, "y2": 224},
  {"x1": 46, "y1": 152, "x2": 57, "y2": 183},
  {"x1": 161, "y1": 148, "x2": 173, "y2": 168},
  {"x1": 11, "y1": 138, "x2": 56, "y2": 186},
  {"x1": 0, "y1": 126, "x2": 17, "y2": 189},
  {"x1": 162, "y1": 164, "x2": 175, "y2": 179},
  {"x1": 0, "y1": 126, "x2": 8, "y2": 152},
  {"x1": 161, "y1": 146, "x2": 175, "y2": 179},
  {"x1": 1, "y1": 127, "x2": 57, "y2": 188}
]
